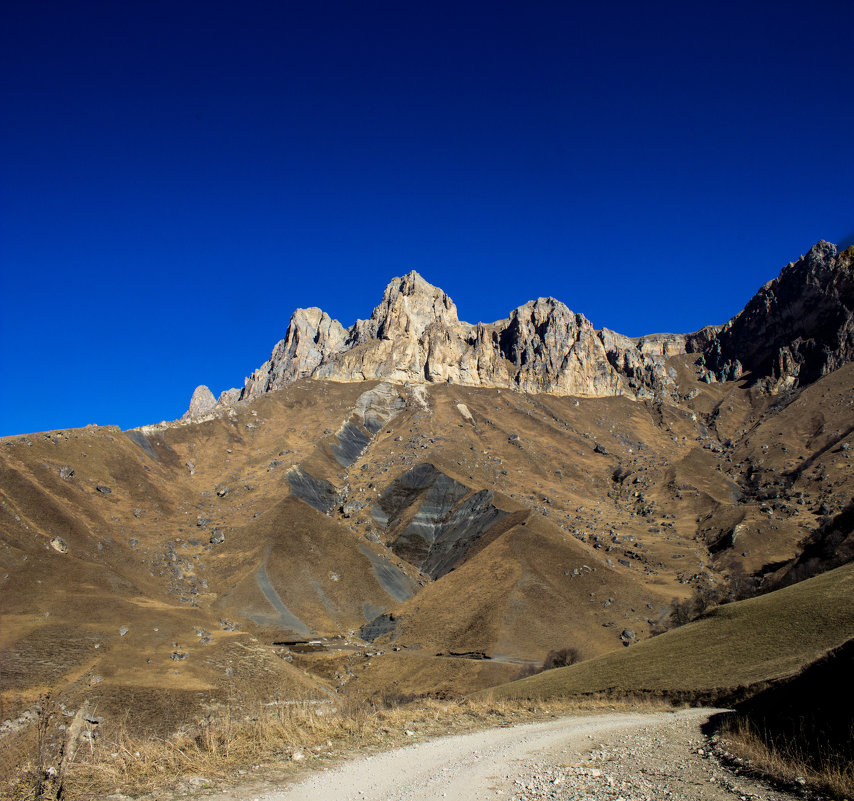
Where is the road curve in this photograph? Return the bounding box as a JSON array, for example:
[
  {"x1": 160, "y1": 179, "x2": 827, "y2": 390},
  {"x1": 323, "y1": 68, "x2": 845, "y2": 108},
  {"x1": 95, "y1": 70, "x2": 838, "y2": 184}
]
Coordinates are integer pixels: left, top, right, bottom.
[{"x1": 246, "y1": 707, "x2": 795, "y2": 801}]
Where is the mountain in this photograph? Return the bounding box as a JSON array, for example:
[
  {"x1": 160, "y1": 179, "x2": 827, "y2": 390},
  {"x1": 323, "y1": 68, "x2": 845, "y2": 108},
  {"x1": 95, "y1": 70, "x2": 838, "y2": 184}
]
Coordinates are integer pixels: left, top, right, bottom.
[
  {"x1": 700, "y1": 240, "x2": 854, "y2": 388},
  {"x1": 185, "y1": 240, "x2": 854, "y2": 420},
  {"x1": 488, "y1": 561, "x2": 854, "y2": 702},
  {"x1": 1, "y1": 240, "x2": 853, "y2": 745}
]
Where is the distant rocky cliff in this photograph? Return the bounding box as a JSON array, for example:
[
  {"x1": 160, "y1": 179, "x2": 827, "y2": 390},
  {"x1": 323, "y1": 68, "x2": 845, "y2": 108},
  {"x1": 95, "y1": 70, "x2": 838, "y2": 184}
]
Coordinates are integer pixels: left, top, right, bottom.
[
  {"x1": 185, "y1": 240, "x2": 854, "y2": 418},
  {"x1": 698, "y1": 241, "x2": 854, "y2": 390},
  {"x1": 239, "y1": 271, "x2": 687, "y2": 405}
]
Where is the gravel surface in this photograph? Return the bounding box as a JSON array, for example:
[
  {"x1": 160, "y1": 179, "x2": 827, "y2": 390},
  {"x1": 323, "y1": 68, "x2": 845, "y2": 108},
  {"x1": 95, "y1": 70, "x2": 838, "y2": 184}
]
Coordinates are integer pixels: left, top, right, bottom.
[
  {"x1": 206, "y1": 708, "x2": 801, "y2": 801},
  {"x1": 502, "y1": 710, "x2": 799, "y2": 801}
]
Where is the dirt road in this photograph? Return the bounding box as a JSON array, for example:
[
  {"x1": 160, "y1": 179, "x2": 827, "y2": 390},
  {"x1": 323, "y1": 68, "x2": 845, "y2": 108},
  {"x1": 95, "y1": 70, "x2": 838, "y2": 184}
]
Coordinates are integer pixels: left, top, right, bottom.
[{"x1": 230, "y1": 708, "x2": 798, "y2": 801}]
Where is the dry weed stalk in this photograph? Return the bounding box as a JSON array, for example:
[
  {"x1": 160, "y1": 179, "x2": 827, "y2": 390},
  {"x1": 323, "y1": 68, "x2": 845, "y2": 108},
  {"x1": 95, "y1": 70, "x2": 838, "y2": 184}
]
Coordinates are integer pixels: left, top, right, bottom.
[
  {"x1": 4, "y1": 693, "x2": 671, "y2": 800},
  {"x1": 722, "y1": 716, "x2": 853, "y2": 800}
]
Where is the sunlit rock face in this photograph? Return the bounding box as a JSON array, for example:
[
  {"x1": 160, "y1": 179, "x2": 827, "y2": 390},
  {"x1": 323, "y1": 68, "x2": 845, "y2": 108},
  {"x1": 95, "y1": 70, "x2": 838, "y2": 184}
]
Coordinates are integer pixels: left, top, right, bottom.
[
  {"x1": 185, "y1": 240, "x2": 854, "y2": 417},
  {"x1": 241, "y1": 307, "x2": 347, "y2": 399},
  {"x1": 182, "y1": 385, "x2": 217, "y2": 420},
  {"x1": 224, "y1": 270, "x2": 687, "y2": 406}
]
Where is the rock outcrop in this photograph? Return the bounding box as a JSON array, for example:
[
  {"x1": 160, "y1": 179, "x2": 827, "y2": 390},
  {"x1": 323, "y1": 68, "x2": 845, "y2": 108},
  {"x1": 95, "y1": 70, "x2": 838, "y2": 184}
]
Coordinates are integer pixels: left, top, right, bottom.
[
  {"x1": 184, "y1": 241, "x2": 854, "y2": 417},
  {"x1": 698, "y1": 241, "x2": 854, "y2": 390},
  {"x1": 227, "y1": 271, "x2": 687, "y2": 408},
  {"x1": 183, "y1": 385, "x2": 217, "y2": 420},
  {"x1": 370, "y1": 462, "x2": 513, "y2": 579},
  {"x1": 243, "y1": 307, "x2": 347, "y2": 398}
]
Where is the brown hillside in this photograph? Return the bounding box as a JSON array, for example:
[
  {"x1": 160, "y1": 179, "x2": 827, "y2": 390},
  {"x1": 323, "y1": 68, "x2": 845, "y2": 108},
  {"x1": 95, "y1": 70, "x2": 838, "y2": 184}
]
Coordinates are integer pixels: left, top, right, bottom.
[{"x1": 1, "y1": 355, "x2": 853, "y2": 732}]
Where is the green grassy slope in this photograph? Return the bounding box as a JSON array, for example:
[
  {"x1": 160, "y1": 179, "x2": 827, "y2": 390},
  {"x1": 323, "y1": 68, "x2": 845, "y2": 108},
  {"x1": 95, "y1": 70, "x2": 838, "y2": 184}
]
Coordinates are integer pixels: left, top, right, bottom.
[{"x1": 487, "y1": 561, "x2": 854, "y2": 700}]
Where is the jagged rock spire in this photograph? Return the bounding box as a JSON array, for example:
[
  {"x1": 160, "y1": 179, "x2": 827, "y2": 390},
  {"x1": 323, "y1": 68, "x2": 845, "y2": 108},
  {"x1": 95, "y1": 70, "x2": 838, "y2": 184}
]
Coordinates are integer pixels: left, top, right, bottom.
[
  {"x1": 353, "y1": 270, "x2": 460, "y2": 342},
  {"x1": 183, "y1": 385, "x2": 216, "y2": 420},
  {"x1": 701, "y1": 240, "x2": 854, "y2": 389},
  {"x1": 232, "y1": 270, "x2": 684, "y2": 404},
  {"x1": 184, "y1": 240, "x2": 854, "y2": 417}
]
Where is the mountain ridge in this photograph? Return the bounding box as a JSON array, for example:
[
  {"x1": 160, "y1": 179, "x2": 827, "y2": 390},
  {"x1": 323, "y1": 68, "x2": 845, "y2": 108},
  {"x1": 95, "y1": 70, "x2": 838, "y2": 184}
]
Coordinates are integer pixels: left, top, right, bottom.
[
  {"x1": 3, "y1": 239, "x2": 853, "y2": 758},
  {"x1": 184, "y1": 240, "x2": 853, "y2": 422}
]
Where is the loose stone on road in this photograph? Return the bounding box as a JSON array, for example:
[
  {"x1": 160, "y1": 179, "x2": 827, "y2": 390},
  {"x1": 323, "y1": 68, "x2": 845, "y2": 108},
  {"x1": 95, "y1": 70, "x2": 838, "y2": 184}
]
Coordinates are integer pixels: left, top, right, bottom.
[{"x1": 231, "y1": 708, "x2": 799, "y2": 801}]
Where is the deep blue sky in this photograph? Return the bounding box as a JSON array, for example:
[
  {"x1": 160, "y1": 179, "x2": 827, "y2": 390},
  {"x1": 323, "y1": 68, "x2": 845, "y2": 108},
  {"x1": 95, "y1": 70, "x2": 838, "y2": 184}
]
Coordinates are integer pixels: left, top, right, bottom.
[{"x1": 2, "y1": 1, "x2": 853, "y2": 435}]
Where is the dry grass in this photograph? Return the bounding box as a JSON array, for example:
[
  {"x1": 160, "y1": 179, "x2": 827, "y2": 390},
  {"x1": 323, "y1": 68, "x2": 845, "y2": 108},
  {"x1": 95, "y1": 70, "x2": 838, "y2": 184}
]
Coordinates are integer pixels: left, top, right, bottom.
[
  {"x1": 720, "y1": 715, "x2": 854, "y2": 800},
  {"x1": 1, "y1": 692, "x2": 670, "y2": 800},
  {"x1": 486, "y1": 561, "x2": 854, "y2": 702}
]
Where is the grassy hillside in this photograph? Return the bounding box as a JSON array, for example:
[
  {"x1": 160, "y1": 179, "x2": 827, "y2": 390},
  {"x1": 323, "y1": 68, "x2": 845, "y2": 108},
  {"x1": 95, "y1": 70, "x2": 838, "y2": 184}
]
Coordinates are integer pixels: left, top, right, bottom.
[
  {"x1": 486, "y1": 561, "x2": 854, "y2": 701},
  {"x1": 2, "y1": 365, "x2": 853, "y2": 732},
  {"x1": 718, "y1": 638, "x2": 854, "y2": 798}
]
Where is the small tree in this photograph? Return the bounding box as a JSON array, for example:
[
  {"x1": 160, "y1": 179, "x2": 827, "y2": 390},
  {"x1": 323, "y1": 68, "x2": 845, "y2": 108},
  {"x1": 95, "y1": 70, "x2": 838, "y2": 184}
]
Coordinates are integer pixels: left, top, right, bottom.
[
  {"x1": 725, "y1": 563, "x2": 758, "y2": 602},
  {"x1": 690, "y1": 583, "x2": 721, "y2": 616},
  {"x1": 542, "y1": 647, "x2": 582, "y2": 670},
  {"x1": 668, "y1": 597, "x2": 694, "y2": 627}
]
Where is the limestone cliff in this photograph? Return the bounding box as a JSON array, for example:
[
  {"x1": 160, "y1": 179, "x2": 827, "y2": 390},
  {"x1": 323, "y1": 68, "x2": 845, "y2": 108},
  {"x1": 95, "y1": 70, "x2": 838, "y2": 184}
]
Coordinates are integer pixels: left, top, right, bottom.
[
  {"x1": 183, "y1": 240, "x2": 854, "y2": 419},
  {"x1": 242, "y1": 307, "x2": 347, "y2": 398},
  {"x1": 229, "y1": 271, "x2": 685, "y2": 410},
  {"x1": 698, "y1": 241, "x2": 854, "y2": 390},
  {"x1": 182, "y1": 385, "x2": 216, "y2": 420}
]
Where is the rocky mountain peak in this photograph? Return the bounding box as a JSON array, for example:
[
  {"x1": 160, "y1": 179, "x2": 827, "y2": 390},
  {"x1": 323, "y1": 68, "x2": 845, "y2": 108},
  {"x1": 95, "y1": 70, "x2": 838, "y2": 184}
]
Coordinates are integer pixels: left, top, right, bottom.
[
  {"x1": 353, "y1": 270, "x2": 460, "y2": 343},
  {"x1": 185, "y1": 240, "x2": 854, "y2": 419},
  {"x1": 183, "y1": 385, "x2": 217, "y2": 420},
  {"x1": 239, "y1": 307, "x2": 348, "y2": 402},
  {"x1": 393, "y1": 269, "x2": 445, "y2": 298},
  {"x1": 701, "y1": 239, "x2": 853, "y2": 389},
  {"x1": 799, "y1": 238, "x2": 837, "y2": 268},
  {"x1": 507, "y1": 296, "x2": 580, "y2": 329}
]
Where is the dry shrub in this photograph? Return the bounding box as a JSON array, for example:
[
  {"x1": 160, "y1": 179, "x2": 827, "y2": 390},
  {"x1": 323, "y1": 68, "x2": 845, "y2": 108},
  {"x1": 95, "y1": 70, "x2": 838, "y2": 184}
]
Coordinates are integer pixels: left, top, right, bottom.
[
  {"x1": 721, "y1": 715, "x2": 854, "y2": 800},
  {"x1": 543, "y1": 647, "x2": 581, "y2": 670},
  {"x1": 1, "y1": 726, "x2": 39, "y2": 801},
  {"x1": 55, "y1": 700, "x2": 343, "y2": 799},
  {"x1": 515, "y1": 647, "x2": 583, "y2": 679},
  {"x1": 1, "y1": 695, "x2": 67, "y2": 801},
  {"x1": 2, "y1": 693, "x2": 674, "y2": 800}
]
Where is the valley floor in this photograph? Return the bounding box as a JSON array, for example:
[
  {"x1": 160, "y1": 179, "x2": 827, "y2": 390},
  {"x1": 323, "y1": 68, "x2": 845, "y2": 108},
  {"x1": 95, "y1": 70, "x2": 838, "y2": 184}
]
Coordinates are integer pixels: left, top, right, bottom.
[{"x1": 196, "y1": 709, "x2": 800, "y2": 801}]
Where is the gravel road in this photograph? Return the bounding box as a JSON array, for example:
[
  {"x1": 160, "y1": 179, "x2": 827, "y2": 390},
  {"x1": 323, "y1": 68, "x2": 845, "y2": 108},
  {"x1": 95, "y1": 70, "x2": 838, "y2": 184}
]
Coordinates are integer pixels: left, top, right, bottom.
[{"x1": 233, "y1": 708, "x2": 800, "y2": 801}]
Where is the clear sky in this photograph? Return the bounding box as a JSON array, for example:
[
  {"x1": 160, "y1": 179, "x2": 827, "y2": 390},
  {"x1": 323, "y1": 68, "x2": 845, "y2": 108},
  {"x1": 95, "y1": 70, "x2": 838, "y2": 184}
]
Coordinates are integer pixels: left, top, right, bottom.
[{"x1": 2, "y1": 1, "x2": 853, "y2": 436}]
